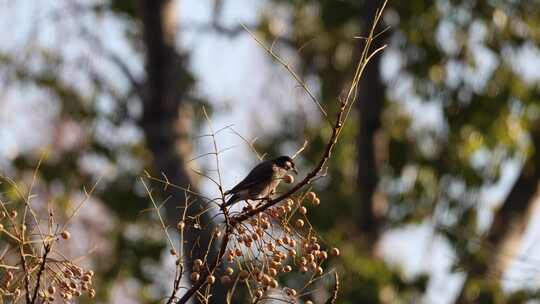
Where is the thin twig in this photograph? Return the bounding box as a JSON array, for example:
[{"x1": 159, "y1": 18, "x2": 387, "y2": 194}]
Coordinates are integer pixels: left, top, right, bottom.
[
  {"x1": 60, "y1": 176, "x2": 103, "y2": 233},
  {"x1": 30, "y1": 243, "x2": 51, "y2": 304},
  {"x1": 20, "y1": 245, "x2": 31, "y2": 304},
  {"x1": 291, "y1": 139, "x2": 309, "y2": 159},
  {"x1": 140, "y1": 178, "x2": 176, "y2": 253},
  {"x1": 241, "y1": 24, "x2": 329, "y2": 123},
  {"x1": 324, "y1": 272, "x2": 340, "y2": 304}
]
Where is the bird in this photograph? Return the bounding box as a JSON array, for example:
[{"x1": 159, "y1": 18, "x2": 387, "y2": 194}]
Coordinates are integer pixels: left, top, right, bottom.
[{"x1": 222, "y1": 156, "x2": 297, "y2": 208}]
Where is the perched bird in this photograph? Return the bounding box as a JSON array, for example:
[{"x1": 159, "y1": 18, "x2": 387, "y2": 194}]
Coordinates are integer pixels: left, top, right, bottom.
[{"x1": 223, "y1": 156, "x2": 297, "y2": 207}]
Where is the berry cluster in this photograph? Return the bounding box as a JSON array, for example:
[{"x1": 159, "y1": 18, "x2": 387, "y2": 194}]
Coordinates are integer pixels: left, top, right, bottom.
[
  {"x1": 37, "y1": 263, "x2": 96, "y2": 302},
  {"x1": 0, "y1": 202, "x2": 96, "y2": 303},
  {"x1": 188, "y1": 190, "x2": 340, "y2": 302}
]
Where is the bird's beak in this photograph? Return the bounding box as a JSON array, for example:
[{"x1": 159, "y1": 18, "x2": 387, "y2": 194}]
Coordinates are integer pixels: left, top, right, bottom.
[{"x1": 292, "y1": 168, "x2": 298, "y2": 175}]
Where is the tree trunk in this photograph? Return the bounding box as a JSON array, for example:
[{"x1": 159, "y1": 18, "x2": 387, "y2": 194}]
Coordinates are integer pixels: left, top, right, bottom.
[
  {"x1": 138, "y1": 1, "x2": 226, "y2": 302},
  {"x1": 455, "y1": 124, "x2": 540, "y2": 303},
  {"x1": 356, "y1": 0, "x2": 387, "y2": 244}
]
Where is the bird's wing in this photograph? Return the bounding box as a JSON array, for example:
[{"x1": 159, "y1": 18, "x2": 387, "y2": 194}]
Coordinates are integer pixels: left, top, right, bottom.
[{"x1": 226, "y1": 161, "x2": 274, "y2": 194}]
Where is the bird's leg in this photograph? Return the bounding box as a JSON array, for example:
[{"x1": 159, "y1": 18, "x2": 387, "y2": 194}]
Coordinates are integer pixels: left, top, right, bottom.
[
  {"x1": 246, "y1": 200, "x2": 256, "y2": 209},
  {"x1": 253, "y1": 196, "x2": 271, "y2": 208}
]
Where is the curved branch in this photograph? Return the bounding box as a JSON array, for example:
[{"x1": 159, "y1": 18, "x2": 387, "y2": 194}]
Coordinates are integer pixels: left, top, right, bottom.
[{"x1": 325, "y1": 272, "x2": 340, "y2": 304}]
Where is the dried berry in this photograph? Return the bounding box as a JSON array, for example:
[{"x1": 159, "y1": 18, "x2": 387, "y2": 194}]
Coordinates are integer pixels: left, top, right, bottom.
[
  {"x1": 61, "y1": 231, "x2": 71, "y2": 240},
  {"x1": 330, "y1": 247, "x2": 340, "y2": 256},
  {"x1": 220, "y1": 275, "x2": 231, "y2": 284},
  {"x1": 283, "y1": 174, "x2": 294, "y2": 184},
  {"x1": 239, "y1": 270, "x2": 249, "y2": 280}
]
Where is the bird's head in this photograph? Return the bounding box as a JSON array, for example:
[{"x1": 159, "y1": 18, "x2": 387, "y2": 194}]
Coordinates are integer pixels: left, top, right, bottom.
[{"x1": 274, "y1": 156, "x2": 298, "y2": 175}]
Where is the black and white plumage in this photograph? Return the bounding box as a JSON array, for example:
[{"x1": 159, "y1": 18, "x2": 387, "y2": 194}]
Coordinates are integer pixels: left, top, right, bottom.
[{"x1": 223, "y1": 156, "x2": 297, "y2": 207}]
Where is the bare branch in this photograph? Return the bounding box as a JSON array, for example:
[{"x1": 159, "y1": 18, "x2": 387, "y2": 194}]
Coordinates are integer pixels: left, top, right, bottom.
[
  {"x1": 325, "y1": 272, "x2": 340, "y2": 304},
  {"x1": 241, "y1": 24, "x2": 329, "y2": 122},
  {"x1": 30, "y1": 244, "x2": 51, "y2": 304}
]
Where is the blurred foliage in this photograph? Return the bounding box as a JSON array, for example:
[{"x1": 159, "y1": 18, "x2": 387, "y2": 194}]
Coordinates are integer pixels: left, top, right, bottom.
[
  {"x1": 256, "y1": 0, "x2": 540, "y2": 303},
  {"x1": 0, "y1": 1, "x2": 190, "y2": 302},
  {"x1": 2, "y1": 0, "x2": 540, "y2": 303}
]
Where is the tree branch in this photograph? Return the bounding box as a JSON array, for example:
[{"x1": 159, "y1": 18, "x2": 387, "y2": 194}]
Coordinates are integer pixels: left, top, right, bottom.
[
  {"x1": 325, "y1": 272, "x2": 340, "y2": 304},
  {"x1": 30, "y1": 243, "x2": 51, "y2": 304}
]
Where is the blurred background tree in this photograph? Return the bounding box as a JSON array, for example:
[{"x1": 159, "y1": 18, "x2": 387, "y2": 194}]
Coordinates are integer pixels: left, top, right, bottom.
[
  {"x1": 0, "y1": 0, "x2": 224, "y2": 302},
  {"x1": 2, "y1": 0, "x2": 540, "y2": 303},
  {"x1": 255, "y1": 0, "x2": 540, "y2": 303}
]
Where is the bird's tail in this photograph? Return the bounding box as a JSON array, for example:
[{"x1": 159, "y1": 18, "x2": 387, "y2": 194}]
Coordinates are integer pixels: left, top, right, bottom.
[{"x1": 222, "y1": 194, "x2": 239, "y2": 208}]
